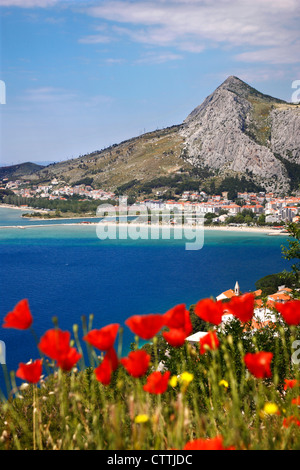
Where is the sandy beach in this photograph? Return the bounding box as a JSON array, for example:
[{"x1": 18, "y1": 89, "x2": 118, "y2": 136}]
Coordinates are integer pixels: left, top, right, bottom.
[
  {"x1": 203, "y1": 225, "x2": 288, "y2": 235},
  {"x1": 0, "y1": 218, "x2": 289, "y2": 236},
  {"x1": 0, "y1": 205, "x2": 288, "y2": 236},
  {"x1": 91, "y1": 220, "x2": 288, "y2": 235}
]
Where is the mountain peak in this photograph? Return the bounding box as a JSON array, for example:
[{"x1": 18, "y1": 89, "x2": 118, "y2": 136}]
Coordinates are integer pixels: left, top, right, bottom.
[
  {"x1": 218, "y1": 75, "x2": 257, "y2": 96},
  {"x1": 218, "y1": 75, "x2": 286, "y2": 104},
  {"x1": 220, "y1": 75, "x2": 244, "y2": 86},
  {"x1": 180, "y1": 76, "x2": 298, "y2": 193}
]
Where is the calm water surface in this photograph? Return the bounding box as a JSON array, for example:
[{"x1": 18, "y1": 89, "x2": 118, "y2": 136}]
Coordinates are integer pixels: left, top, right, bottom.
[{"x1": 0, "y1": 207, "x2": 290, "y2": 377}]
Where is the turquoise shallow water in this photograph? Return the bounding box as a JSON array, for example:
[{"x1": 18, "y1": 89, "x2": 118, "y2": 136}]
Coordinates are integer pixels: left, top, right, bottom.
[
  {"x1": 0, "y1": 206, "x2": 125, "y2": 227},
  {"x1": 0, "y1": 207, "x2": 290, "y2": 378}
]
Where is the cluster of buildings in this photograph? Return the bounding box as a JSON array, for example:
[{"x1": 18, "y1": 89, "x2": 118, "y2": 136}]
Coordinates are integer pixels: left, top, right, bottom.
[
  {"x1": 2, "y1": 179, "x2": 116, "y2": 201},
  {"x1": 2, "y1": 179, "x2": 300, "y2": 223},
  {"x1": 139, "y1": 191, "x2": 300, "y2": 223},
  {"x1": 216, "y1": 281, "x2": 292, "y2": 324},
  {"x1": 186, "y1": 282, "x2": 294, "y2": 345}
]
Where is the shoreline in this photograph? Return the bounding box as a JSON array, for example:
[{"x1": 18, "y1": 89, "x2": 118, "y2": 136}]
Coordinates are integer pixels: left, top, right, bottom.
[
  {"x1": 0, "y1": 205, "x2": 289, "y2": 235},
  {"x1": 0, "y1": 219, "x2": 288, "y2": 235},
  {"x1": 0, "y1": 204, "x2": 49, "y2": 213}
]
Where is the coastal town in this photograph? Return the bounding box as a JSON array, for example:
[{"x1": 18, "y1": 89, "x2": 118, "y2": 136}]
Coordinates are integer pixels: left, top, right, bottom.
[
  {"x1": 2, "y1": 176, "x2": 300, "y2": 224},
  {"x1": 185, "y1": 281, "x2": 295, "y2": 347}
]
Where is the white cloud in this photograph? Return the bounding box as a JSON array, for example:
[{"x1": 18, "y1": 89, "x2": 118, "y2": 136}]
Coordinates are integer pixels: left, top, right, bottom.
[
  {"x1": 82, "y1": 0, "x2": 300, "y2": 65},
  {"x1": 21, "y1": 87, "x2": 77, "y2": 103},
  {"x1": 0, "y1": 0, "x2": 58, "y2": 7},
  {"x1": 78, "y1": 34, "x2": 113, "y2": 45},
  {"x1": 105, "y1": 58, "x2": 126, "y2": 64},
  {"x1": 20, "y1": 87, "x2": 114, "y2": 110},
  {"x1": 135, "y1": 52, "x2": 183, "y2": 65},
  {"x1": 84, "y1": 94, "x2": 114, "y2": 107},
  {"x1": 235, "y1": 42, "x2": 300, "y2": 65}
]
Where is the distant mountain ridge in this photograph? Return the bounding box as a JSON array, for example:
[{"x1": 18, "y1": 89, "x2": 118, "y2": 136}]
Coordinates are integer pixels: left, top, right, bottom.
[
  {"x1": 1, "y1": 76, "x2": 300, "y2": 194},
  {"x1": 0, "y1": 162, "x2": 45, "y2": 181}
]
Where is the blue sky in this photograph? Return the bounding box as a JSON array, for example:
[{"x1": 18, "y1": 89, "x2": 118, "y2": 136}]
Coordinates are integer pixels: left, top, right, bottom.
[{"x1": 0, "y1": 0, "x2": 299, "y2": 165}]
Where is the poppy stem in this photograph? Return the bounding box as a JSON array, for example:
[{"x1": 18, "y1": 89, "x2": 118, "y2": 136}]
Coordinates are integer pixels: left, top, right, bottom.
[
  {"x1": 33, "y1": 385, "x2": 36, "y2": 451},
  {"x1": 73, "y1": 323, "x2": 86, "y2": 370},
  {"x1": 117, "y1": 327, "x2": 124, "y2": 359},
  {"x1": 29, "y1": 327, "x2": 51, "y2": 376},
  {"x1": 0, "y1": 383, "x2": 6, "y2": 403},
  {"x1": 81, "y1": 315, "x2": 94, "y2": 367}
]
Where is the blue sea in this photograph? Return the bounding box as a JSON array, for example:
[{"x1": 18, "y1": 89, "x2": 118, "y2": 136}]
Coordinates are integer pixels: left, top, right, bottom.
[{"x1": 0, "y1": 206, "x2": 291, "y2": 383}]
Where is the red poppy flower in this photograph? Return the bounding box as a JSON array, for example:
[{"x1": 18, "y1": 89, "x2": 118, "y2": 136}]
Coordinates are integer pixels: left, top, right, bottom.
[
  {"x1": 16, "y1": 359, "x2": 43, "y2": 384},
  {"x1": 104, "y1": 347, "x2": 119, "y2": 372},
  {"x1": 163, "y1": 304, "x2": 192, "y2": 333},
  {"x1": 283, "y1": 416, "x2": 300, "y2": 428},
  {"x1": 94, "y1": 358, "x2": 112, "y2": 386},
  {"x1": 38, "y1": 328, "x2": 71, "y2": 361},
  {"x1": 194, "y1": 298, "x2": 224, "y2": 326},
  {"x1": 291, "y1": 396, "x2": 300, "y2": 406},
  {"x1": 121, "y1": 349, "x2": 150, "y2": 377},
  {"x1": 284, "y1": 379, "x2": 299, "y2": 390},
  {"x1": 125, "y1": 314, "x2": 165, "y2": 340},
  {"x1": 225, "y1": 293, "x2": 255, "y2": 323},
  {"x1": 94, "y1": 348, "x2": 119, "y2": 386},
  {"x1": 83, "y1": 323, "x2": 119, "y2": 351},
  {"x1": 199, "y1": 330, "x2": 220, "y2": 355},
  {"x1": 275, "y1": 301, "x2": 300, "y2": 326},
  {"x1": 162, "y1": 304, "x2": 192, "y2": 347},
  {"x1": 183, "y1": 435, "x2": 233, "y2": 450},
  {"x1": 56, "y1": 347, "x2": 82, "y2": 371},
  {"x1": 143, "y1": 371, "x2": 171, "y2": 394},
  {"x1": 163, "y1": 328, "x2": 188, "y2": 348},
  {"x1": 244, "y1": 351, "x2": 273, "y2": 379},
  {"x1": 2, "y1": 299, "x2": 33, "y2": 330}
]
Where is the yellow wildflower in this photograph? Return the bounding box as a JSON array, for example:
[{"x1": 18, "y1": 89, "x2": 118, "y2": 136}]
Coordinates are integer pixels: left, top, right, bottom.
[
  {"x1": 169, "y1": 375, "x2": 178, "y2": 388},
  {"x1": 180, "y1": 372, "x2": 194, "y2": 384},
  {"x1": 219, "y1": 379, "x2": 229, "y2": 389},
  {"x1": 134, "y1": 414, "x2": 149, "y2": 424},
  {"x1": 262, "y1": 403, "x2": 279, "y2": 416}
]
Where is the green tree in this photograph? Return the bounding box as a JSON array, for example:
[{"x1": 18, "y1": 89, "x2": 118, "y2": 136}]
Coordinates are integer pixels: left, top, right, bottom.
[
  {"x1": 281, "y1": 222, "x2": 300, "y2": 286},
  {"x1": 235, "y1": 214, "x2": 245, "y2": 224},
  {"x1": 244, "y1": 215, "x2": 253, "y2": 225},
  {"x1": 257, "y1": 214, "x2": 266, "y2": 226}
]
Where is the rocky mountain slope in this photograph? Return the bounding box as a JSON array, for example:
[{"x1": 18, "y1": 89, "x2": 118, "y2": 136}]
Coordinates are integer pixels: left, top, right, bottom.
[
  {"x1": 2, "y1": 76, "x2": 300, "y2": 194},
  {"x1": 23, "y1": 125, "x2": 191, "y2": 191},
  {"x1": 180, "y1": 76, "x2": 300, "y2": 193}
]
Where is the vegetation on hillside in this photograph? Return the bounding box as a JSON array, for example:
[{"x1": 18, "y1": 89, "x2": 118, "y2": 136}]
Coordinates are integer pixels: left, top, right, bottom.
[
  {"x1": 255, "y1": 222, "x2": 300, "y2": 296},
  {"x1": 217, "y1": 176, "x2": 265, "y2": 200},
  {"x1": 255, "y1": 273, "x2": 294, "y2": 297},
  {"x1": 0, "y1": 163, "x2": 45, "y2": 181}
]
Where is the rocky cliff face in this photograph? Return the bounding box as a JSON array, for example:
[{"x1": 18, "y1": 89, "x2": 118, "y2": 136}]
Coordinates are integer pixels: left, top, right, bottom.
[
  {"x1": 271, "y1": 107, "x2": 300, "y2": 163},
  {"x1": 180, "y1": 76, "x2": 300, "y2": 192}
]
